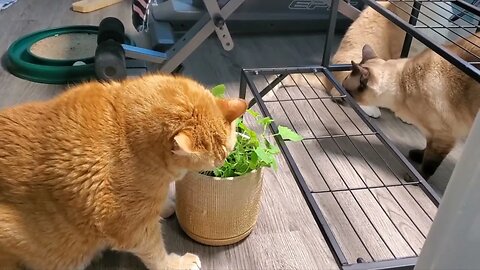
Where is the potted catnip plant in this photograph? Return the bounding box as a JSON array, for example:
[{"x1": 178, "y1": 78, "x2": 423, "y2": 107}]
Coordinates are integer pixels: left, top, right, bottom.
[{"x1": 175, "y1": 84, "x2": 303, "y2": 246}]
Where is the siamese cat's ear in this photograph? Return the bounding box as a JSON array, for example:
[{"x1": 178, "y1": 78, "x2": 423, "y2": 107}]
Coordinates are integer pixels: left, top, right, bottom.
[
  {"x1": 361, "y1": 44, "x2": 377, "y2": 63},
  {"x1": 351, "y1": 61, "x2": 370, "y2": 87}
]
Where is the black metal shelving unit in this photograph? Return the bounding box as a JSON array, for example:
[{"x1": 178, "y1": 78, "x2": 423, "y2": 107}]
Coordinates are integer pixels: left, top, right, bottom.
[{"x1": 239, "y1": 1, "x2": 480, "y2": 269}]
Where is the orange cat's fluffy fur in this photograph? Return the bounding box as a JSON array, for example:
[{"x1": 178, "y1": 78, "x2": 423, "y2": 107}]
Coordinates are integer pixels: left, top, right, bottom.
[
  {"x1": 0, "y1": 74, "x2": 247, "y2": 270},
  {"x1": 319, "y1": 1, "x2": 412, "y2": 118},
  {"x1": 342, "y1": 35, "x2": 480, "y2": 179}
]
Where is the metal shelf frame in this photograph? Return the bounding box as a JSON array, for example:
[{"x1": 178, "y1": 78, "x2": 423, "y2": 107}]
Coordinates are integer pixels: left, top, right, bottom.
[{"x1": 238, "y1": 0, "x2": 480, "y2": 269}]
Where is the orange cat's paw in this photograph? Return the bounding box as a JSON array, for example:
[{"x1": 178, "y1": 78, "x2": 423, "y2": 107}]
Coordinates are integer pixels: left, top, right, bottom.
[
  {"x1": 166, "y1": 253, "x2": 201, "y2": 270},
  {"x1": 161, "y1": 197, "x2": 176, "y2": 219}
]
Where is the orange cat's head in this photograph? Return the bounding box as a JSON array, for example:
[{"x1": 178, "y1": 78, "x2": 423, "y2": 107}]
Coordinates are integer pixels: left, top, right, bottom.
[
  {"x1": 170, "y1": 95, "x2": 247, "y2": 172},
  {"x1": 128, "y1": 75, "x2": 248, "y2": 173}
]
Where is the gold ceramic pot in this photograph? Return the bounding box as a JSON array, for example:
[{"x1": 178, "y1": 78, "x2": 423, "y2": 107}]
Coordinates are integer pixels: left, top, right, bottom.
[{"x1": 175, "y1": 169, "x2": 263, "y2": 246}]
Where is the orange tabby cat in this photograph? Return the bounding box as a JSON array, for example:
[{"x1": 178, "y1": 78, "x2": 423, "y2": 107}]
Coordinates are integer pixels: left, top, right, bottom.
[
  {"x1": 318, "y1": 1, "x2": 412, "y2": 118},
  {"x1": 342, "y1": 35, "x2": 480, "y2": 179},
  {"x1": 0, "y1": 74, "x2": 247, "y2": 270}
]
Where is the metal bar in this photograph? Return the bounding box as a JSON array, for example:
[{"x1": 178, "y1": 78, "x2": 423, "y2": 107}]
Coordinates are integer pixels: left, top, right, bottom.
[
  {"x1": 452, "y1": 0, "x2": 480, "y2": 17},
  {"x1": 247, "y1": 74, "x2": 288, "y2": 108},
  {"x1": 388, "y1": 0, "x2": 480, "y2": 59},
  {"x1": 122, "y1": 44, "x2": 167, "y2": 64},
  {"x1": 361, "y1": 0, "x2": 480, "y2": 83},
  {"x1": 312, "y1": 182, "x2": 422, "y2": 194},
  {"x1": 338, "y1": 0, "x2": 362, "y2": 21},
  {"x1": 322, "y1": 0, "x2": 340, "y2": 67},
  {"x1": 242, "y1": 69, "x2": 349, "y2": 266},
  {"x1": 407, "y1": 1, "x2": 480, "y2": 46},
  {"x1": 239, "y1": 70, "x2": 247, "y2": 99},
  {"x1": 434, "y1": 1, "x2": 479, "y2": 26},
  {"x1": 242, "y1": 64, "x2": 352, "y2": 74},
  {"x1": 244, "y1": 66, "x2": 326, "y2": 75},
  {"x1": 401, "y1": 0, "x2": 422, "y2": 58},
  {"x1": 342, "y1": 256, "x2": 417, "y2": 270},
  {"x1": 322, "y1": 68, "x2": 442, "y2": 206},
  {"x1": 299, "y1": 133, "x2": 379, "y2": 140},
  {"x1": 202, "y1": 0, "x2": 234, "y2": 51},
  {"x1": 159, "y1": 0, "x2": 245, "y2": 72}
]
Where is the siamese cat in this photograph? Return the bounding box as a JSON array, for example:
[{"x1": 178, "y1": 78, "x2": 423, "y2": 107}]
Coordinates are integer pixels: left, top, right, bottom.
[
  {"x1": 342, "y1": 35, "x2": 480, "y2": 179},
  {"x1": 318, "y1": 1, "x2": 412, "y2": 119}
]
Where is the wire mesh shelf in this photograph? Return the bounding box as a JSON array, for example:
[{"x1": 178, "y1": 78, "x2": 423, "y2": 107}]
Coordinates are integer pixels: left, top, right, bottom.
[
  {"x1": 240, "y1": 67, "x2": 440, "y2": 270},
  {"x1": 363, "y1": 0, "x2": 480, "y2": 82},
  {"x1": 237, "y1": 0, "x2": 480, "y2": 269}
]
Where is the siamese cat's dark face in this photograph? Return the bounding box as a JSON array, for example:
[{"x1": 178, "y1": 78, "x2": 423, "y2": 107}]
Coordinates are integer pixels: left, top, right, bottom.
[{"x1": 342, "y1": 44, "x2": 384, "y2": 104}]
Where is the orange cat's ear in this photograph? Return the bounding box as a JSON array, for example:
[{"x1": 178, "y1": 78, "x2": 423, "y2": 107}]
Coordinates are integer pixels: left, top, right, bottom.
[
  {"x1": 217, "y1": 98, "x2": 248, "y2": 122},
  {"x1": 173, "y1": 132, "x2": 195, "y2": 156},
  {"x1": 361, "y1": 44, "x2": 377, "y2": 63}
]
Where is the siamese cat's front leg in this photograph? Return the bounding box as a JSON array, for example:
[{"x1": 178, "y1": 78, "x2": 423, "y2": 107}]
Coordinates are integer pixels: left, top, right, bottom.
[{"x1": 409, "y1": 137, "x2": 454, "y2": 180}]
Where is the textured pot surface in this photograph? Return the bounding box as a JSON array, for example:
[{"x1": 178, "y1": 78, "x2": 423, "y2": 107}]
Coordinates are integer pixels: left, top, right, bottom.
[{"x1": 175, "y1": 169, "x2": 263, "y2": 246}]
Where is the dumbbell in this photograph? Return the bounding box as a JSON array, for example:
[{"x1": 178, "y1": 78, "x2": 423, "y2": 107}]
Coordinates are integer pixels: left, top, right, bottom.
[
  {"x1": 95, "y1": 17, "x2": 127, "y2": 81},
  {"x1": 97, "y1": 17, "x2": 125, "y2": 44}
]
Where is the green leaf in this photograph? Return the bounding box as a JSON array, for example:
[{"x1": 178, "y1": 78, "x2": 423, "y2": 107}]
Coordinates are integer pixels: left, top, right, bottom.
[
  {"x1": 268, "y1": 144, "x2": 280, "y2": 154},
  {"x1": 278, "y1": 126, "x2": 303, "y2": 142},
  {"x1": 246, "y1": 109, "x2": 260, "y2": 118},
  {"x1": 211, "y1": 84, "x2": 226, "y2": 97},
  {"x1": 254, "y1": 147, "x2": 273, "y2": 165},
  {"x1": 257, "y1": 117, "x2": 273, "y2": 127}
]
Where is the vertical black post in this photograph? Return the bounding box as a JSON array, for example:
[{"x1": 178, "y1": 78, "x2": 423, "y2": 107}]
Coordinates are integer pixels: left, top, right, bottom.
[
  {"x1": 322, "y1": 0, "x2": 340, "y2": 67},
  {"x1": 239, "y1": 69, "x2": 247, "y2": 99},
  {"x1": 401, "y1": 0, "x2": 422, "y2": 57}
]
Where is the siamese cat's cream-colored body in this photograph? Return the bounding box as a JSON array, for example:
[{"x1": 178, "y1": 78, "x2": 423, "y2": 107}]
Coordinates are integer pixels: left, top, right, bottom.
[
  {"x1": 319, "y1": 1, "x2": 412, "y2": 118},
  {"x1": 342, "y1": 35, "x2": 480, "y2": 179}
]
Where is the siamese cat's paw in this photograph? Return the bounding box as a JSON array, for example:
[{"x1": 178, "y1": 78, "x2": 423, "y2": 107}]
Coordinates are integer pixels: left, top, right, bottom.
[
  {"x1": 328, "y1": 88, "x2": 346, "y2": 104},
  {"x1": 360, "y1": 105, "x2": 381, "y2": 118}
]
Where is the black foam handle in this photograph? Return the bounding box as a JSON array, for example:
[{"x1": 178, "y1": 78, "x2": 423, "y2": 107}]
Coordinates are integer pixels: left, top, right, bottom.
[
  {"x1": 94, "y1": 39, "x2": 127, "y2": 81},
  {"x1": 98, "y1": 17, "x2": 126, "y2": 44}
]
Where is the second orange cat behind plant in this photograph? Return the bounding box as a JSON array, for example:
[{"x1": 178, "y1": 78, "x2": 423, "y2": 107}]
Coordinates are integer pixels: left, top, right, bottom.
[{"x1": 0, "y1": 73, "x2": 247, "y2": 270}]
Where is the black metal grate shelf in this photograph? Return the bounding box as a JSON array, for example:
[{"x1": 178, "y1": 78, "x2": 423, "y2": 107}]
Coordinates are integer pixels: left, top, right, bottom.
[
  {"x1": 240, "y1": 67, "x2": 440, "y2": 270},
  {"x1": 238, "y1": 0, "x2": 480, "y2": 269},
  {"x1": 363, "y1": 0, "x2": 480, "y2": 82}
]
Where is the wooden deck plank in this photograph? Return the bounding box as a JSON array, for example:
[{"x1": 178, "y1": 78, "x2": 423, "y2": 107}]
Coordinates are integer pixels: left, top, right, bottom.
[
  {"x1": 314, "y1": 193, "x2": 373, "y2": 264},
  {"x1": 302, "y1": 73, "x2": 331, "y2": 98},
  {"x1": 334, "y1": 191, "x2": 395, "y2": 262},
  {"x1": 285, "y1": 141, "x2": 329, "y2": 192},
  {"x1": 304, "y1": 140, "x2": 348, "y2": 191},
  {"x1": 308, "y1": 99, "x2": 345, "y2": 136},
  {"x1": 352, "y1": 190, "x2": 417, "y2": 258},
  {"x1": 370, "y1": 188, "x2": 426, "y2": 255},
  {"x1": 289, "y1": 74, "x2": 319, "y2": 99},
  {"x1": 293, "y1": 100, "x2": 330, "y2": 137},
  {"x1": 349, "y1": 135, "x2": 402, "y2": 186},
  {"x1": 318, "y1": 138, "x2": 367, "y2": 189},
  {"x1": 335, "y1": 137, "x2": 384, "y2": 188},
  {"x1": 405, "y1": 186, "x2": 438, "y2": 220},
  {"x1": 364, "y1": 135, "x2": 411, "y2": 183},
  {"x1": 388, "y1": 186, "x2": 434, "y2": 236},
  {"x1": 279, "y1": 101, "x2": 315, "y2": 139}
]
